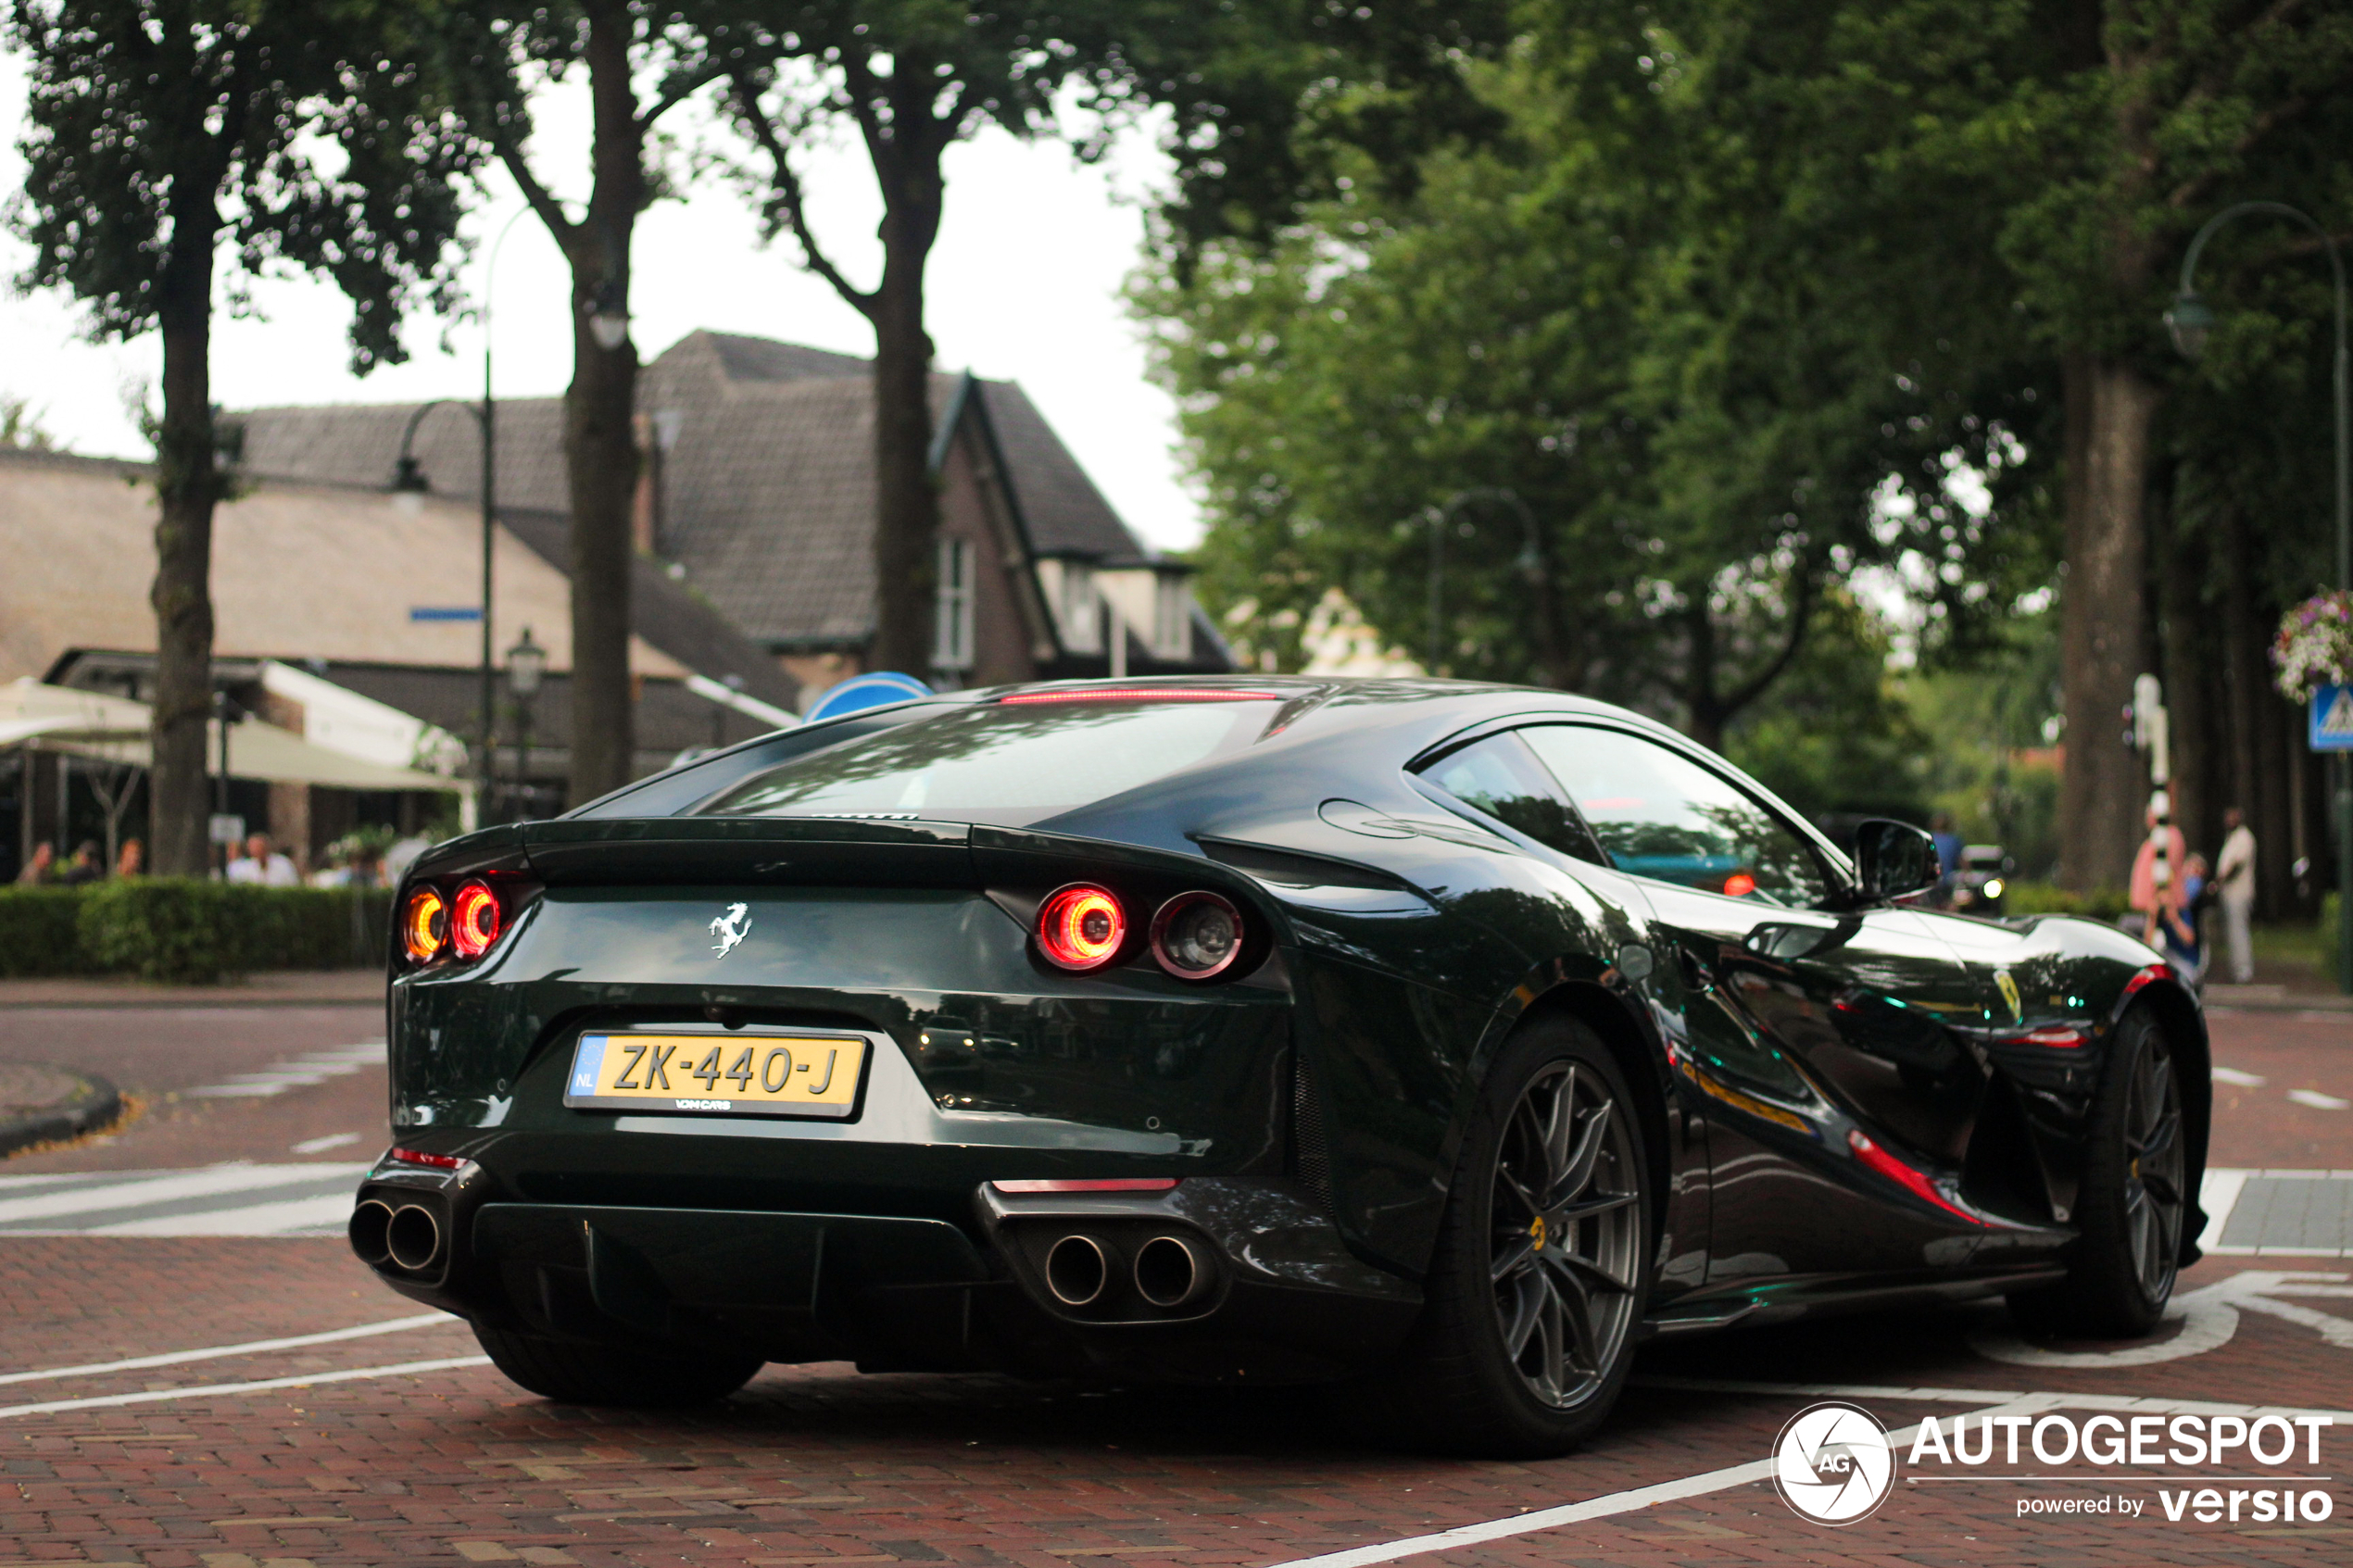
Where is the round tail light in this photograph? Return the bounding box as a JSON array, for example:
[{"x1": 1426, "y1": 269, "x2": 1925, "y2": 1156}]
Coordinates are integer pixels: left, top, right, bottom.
[
  {"x1": 401, "y1": 888, "x2": 447, "y2": 964},
  {"x1": 1151, "y1": 891, "x2": 1245, "y2": 979},
  {"x1": 1037, "y1": 884, "x2": 1126, "y2": 972},
  {"x1": 449, "y1": 880, "x2": 502, "y2": 959}
]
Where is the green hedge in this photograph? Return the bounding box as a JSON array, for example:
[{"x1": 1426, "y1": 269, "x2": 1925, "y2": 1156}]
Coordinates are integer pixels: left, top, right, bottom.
[
  {"x1": 2000, "y1": 882, "x2": 2133, "y2": 922},
  {"x1": 0, "y1": 886, "x2": 99, "y2": 977},
  {"x1": 0, "y1": 881, "x2": 390, "y2": 985}
]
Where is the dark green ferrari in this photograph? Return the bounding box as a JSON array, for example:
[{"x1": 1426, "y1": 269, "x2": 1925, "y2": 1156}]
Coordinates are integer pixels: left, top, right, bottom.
[{"x1": 352, "y1": 678, "x2": 2208, "y2": 1455}]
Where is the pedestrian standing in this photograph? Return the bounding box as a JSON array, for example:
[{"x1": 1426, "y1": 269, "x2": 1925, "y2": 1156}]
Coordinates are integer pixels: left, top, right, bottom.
[
  {"x1": 1929, "y1": 810, "x2": 1963, "y2": 908},
  {"x1": 2129, "y1": 792, "x2": 2187, "y2": 947},
  {"x1": 13, "y1": 843, "x2": 54, "y2": 884},
  {"x1": 2215, "y1": 808, "x2": 2257, "y2": 985},
  {"x1": 55, "y1": 841, "x2": 102, "y2": 885},
  {"x1": 225, "y1": 833, "x2": 298, "y2": 887},
  {"x1": 2158, "y1": 852, "x2": 2210, "y2": 985},
  {"x1": 115, "y1": 838, "x2": 143, "y2": 879}
]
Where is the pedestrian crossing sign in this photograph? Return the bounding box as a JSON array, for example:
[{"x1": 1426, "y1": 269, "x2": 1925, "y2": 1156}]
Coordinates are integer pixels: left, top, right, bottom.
[{"x1": 2312, "y1": 684, "x2": 2353, "y2": 751}]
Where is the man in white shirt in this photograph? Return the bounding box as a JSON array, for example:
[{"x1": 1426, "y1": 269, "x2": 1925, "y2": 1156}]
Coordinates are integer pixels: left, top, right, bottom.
[
  {"x1": 225, "y1": 834, "x2": 299, "y2": 887},
  {"x1": 2215, "y1": 807, "x2": 2258, "y2": 985}
]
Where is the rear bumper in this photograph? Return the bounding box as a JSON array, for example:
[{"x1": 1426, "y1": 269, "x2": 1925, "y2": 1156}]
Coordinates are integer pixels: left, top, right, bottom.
[{"x1": 354, "y1": 1172, "x2": 1420, "y2": 1385}]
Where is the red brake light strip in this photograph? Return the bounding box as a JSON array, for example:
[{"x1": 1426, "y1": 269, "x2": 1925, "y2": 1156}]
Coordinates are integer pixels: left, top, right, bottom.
[
  {"x1": 989, "y1": 1178, "x2": 1180, "y2": 1194},
  {"x1": 387, "y1": 1148, "x2": 462, "y2": 1171},
  {"x1": 999, "y1": 687, "x2": 1279, "y2": 705}
]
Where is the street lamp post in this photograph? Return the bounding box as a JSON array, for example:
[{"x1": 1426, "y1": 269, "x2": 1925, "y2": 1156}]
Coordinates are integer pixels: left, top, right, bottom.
[
  {"x1": 505, "y1": 627, "x2": 547, "y2": 823},
  {"x1": 389, "y1": 397, "x2": 496, "y2": 795},
  {"x1": 383, "y1": 209, "x2": 533, "y2": 823},
  {"x1": 2166, "y1": 199, "x2": 2352, "y2": 993},
  {"x1": 1425, "y1": 487, "x2": 1547, "y2": 677}
]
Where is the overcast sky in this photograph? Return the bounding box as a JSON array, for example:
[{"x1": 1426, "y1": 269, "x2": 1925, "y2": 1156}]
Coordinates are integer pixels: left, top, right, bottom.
[{"x1": 0, "y1": 57, "x2": 1205, "y2": 551}]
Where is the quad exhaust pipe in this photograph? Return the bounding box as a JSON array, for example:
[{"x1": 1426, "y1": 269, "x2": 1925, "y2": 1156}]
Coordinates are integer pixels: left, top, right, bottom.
[
  {"x1": 348, "y1": 1198, "x2": 394, "y2": 1266},
  {"x1": 1133, "y1": 1235, "x2": 1209, "y2": 1309},
  {"x1": 349, "y1": 1198, "x2": 445, "y2": 1273},
  {"x1": 1044, "y1": 1233, "x2": 1111, "y2": 1306},
  {"x1": 1040, "y1": 1231, "x2": 1214, "y2": 1311},
  {"x1": 386, "y1": 1205, "x2": 443, "y2": 1272}
]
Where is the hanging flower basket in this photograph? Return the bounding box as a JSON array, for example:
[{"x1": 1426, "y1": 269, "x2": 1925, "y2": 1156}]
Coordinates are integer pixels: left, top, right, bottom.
[{"x1": 2272, "y1": 590, "x2": 2353, "y2": 701}]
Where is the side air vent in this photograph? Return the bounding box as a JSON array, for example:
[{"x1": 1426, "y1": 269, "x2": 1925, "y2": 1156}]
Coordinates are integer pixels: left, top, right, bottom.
[
  {"x1": 1291, "y1": 1053, "x2": 1334, "y2": 1212},
  {"x1": 1199, "y1": 839, "x2": 1403, "y2": 892}
]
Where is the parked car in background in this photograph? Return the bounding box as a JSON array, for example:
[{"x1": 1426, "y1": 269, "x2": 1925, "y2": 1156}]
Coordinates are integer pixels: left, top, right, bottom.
[{"x1": 1951, "y1": 844, "x2": 2014, "y2": 914}]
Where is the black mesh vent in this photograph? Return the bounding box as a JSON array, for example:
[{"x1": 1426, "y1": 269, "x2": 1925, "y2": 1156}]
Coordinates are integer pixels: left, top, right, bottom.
[{"x1": 1292, "y1": 1053, "x2": 1333, "y2": 1210}]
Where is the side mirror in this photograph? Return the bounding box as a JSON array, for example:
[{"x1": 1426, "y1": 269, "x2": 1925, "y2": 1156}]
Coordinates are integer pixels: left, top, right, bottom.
[{"x1": 1855, "y1": 819, "x2": 1942, "y2": 902}]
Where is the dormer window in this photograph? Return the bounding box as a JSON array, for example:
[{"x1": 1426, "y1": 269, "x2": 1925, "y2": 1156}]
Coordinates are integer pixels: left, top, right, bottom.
[
  {"x1": 934, "y1": 536, "x2": 975, "y2": 676},
  {"x1": 1035, "y1": 558, "x2": 1101, "y2": 655}
]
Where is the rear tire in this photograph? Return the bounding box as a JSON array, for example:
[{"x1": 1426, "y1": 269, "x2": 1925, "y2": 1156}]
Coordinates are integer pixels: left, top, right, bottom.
[
  {"x1": 2007, "y1": 1005, "x2": 2187, "y2": 1338},
  {"x1": 472, "y1": 1323, "x2": 763, "y2": 1408},
  {"x1": 1372, "y1": 1015, "x2": 1652, "y2": 1457}
]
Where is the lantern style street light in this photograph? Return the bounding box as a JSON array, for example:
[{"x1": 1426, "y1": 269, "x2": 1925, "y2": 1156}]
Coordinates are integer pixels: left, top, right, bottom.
[
  {"x1": 389, "y1": 397, "x2": 495, "y2": 790},
  {"x1": 383, "y1": 209, "x2": 533, "y2": 813},
  {"x1": 2166, "y1": 200, "x2": 2350, "y2": 991},
  {"x1": 505, "y1": 627, "x2": 547, "y2": 822}
]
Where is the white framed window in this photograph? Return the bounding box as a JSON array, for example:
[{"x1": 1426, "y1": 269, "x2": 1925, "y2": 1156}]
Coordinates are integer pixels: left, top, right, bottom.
[
  {"x1": 1153, "y1": 572, "x2": 1191, "y2": 660},
  {"x1": 1035, "y1": 558, "x2": 1101, "y2": 654},
  {"x1": 934, "y1": 536, "x2": 975, "y2": 673}
]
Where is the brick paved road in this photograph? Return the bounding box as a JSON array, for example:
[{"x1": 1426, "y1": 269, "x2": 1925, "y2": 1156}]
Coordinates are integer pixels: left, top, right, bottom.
[{"x1": 0, "y1": 1003, "x2": 2347, "y2": 1567}]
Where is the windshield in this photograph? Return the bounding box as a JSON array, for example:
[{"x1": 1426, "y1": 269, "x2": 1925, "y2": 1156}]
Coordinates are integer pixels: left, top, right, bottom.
[{"x1": 696, "y1": 698, "x2": 1281, "y2": 826}]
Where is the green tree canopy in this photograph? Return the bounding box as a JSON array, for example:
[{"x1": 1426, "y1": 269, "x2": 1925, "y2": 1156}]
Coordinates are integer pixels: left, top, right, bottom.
[
  {"x1": 1143, "y1": 0, "x2": 2049, "y2": 747},
  {"x1": 7, "y1": 0, "x2": 478, "y2": 872}
]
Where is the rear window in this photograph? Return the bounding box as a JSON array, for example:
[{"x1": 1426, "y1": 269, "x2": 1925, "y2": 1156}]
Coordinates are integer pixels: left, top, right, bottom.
[{"x1": 696, "y1": 698, "x2": 1281, "y2": 826}]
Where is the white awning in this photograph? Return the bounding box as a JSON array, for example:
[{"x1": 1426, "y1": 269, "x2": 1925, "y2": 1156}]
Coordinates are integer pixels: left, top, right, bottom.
[{"x1": 1, "y1": 678, "x2": 462, "y2": 792}]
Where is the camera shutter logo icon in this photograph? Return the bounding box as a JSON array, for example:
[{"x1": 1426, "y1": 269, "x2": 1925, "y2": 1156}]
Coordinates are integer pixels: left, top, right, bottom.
[{"x1": 1772, "y1": 1401, "x2": 1897, "y2": 1524}]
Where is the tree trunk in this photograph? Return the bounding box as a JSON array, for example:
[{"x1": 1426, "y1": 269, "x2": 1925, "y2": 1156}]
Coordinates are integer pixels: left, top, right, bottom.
[
  {"x1": 2154, "y1": 469, "x2": 2212, "y2": 851},
  {"x1": 1684, "y1": 601, "x2": 1723, "y2": 753},
  {"x1": 563, "y1": 311, "x2": 638, "y2": 805},
  {"x1": 560, "y1": 6, "x2": 644, "y2": 807},
  {"x1": 2218, "y1": 506, "x2": 2281, "y2": 912},
  {"x1": 148, "y1": 220, "x2": 220, "y2": 878},
  {"x1": 866, "y1": 157, "x2": 944, "y2": 675},
  {"x1": 2057, "y1": 355, "x2": 2160, "y2": 890}
]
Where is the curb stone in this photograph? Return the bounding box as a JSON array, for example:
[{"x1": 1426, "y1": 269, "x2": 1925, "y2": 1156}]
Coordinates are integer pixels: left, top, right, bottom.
[{"x1": 0, "y1": 1064, "x2": 123, "y2": 1159}]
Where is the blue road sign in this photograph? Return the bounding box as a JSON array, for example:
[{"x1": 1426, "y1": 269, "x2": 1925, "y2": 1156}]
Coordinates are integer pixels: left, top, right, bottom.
[
  {"x1": 2311, "y1": 684, "x2": 2353, "y2": 751},
  {"x1": 803, "y1": 671, "x2": 934, "y2": 724},
  {"x1": 409, "y1": 606, "x2": 483, "y2": 622}
]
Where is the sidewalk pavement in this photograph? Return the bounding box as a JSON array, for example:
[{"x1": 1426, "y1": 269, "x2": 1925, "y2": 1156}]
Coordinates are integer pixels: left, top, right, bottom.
[
  {"x1": 2204, "y1": 980, "x2": 2353, "y2": 1011},
  {"x1": 0, "y1": 970, "x2": 385, "y2": 1010}
]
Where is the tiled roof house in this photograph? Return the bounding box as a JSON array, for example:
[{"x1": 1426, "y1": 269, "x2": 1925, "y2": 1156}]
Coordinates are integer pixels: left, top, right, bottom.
[{"x1": 234, "y1": 331, "x2": 1229, "y2": 696}]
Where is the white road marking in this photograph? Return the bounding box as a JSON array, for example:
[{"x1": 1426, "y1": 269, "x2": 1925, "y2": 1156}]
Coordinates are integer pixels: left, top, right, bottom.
[
  {"x1": 290, "y1": 1133, "x2": 364, "y2": 1154},
  {"x1": 0, "y1": 1356, "x2": 493, "y2": 1420},
  {"x1": 2200, "y1": 1167, "x2": 2250, "y2": 1250},
  {"x1": 2289, "y1": 1088, "x2": 2352, "y2": 1110},
  {"x1": 1264, "y1": 1399, "x2": 2036, "y2": 1568},
  {"x1": 83, "y1": 1191, "x2": 361, "y2": 1236},
  {"x1": 0, "y1": 1164, "x2": 368, "y2": 1226},
  {"x1": 184, "y1": 1041, "x2": 384, "y2": 1098},
  {"x1": 2211, "y1": 1066, "x2": 2267, "y2": 1086},
  {"x1": 1633, "y1": 1375, "x2": 2353, "y2": 1422},
  {"x1": 1969, "y1": 1285, "x2": 2240, "y2": 1368},
  {"x1": 0, "y1": 1313, "x2": 449, "y2": 1388},
  {"x1": 1258, "y1": 1384, "x2": 2353, "y2": 1568}
]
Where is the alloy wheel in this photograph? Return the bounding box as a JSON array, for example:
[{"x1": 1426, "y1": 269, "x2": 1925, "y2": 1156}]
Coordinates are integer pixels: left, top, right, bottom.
[
  {"x1": 1487, "y1": 1061, "x2": 1642, "y2": 1409},
  {"x1": 2123, "y1": 1030, "x2": 2184, "y2": 1302}
]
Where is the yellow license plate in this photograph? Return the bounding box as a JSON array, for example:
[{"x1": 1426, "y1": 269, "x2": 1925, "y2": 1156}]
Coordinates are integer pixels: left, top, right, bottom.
[{"x1": 562, "y1": 1032, "x2": 869, "y2": 1119}]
